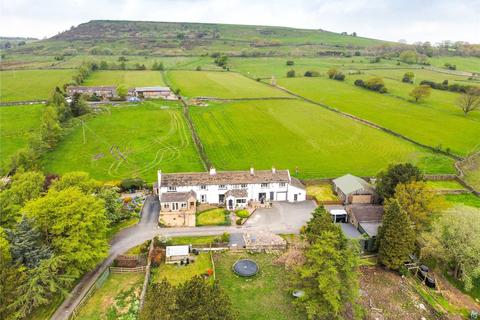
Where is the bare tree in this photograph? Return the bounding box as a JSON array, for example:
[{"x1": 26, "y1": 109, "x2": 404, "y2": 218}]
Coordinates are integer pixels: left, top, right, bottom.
[{"x1": 457, "y1": 88, "x2": 480, "y2": 115}]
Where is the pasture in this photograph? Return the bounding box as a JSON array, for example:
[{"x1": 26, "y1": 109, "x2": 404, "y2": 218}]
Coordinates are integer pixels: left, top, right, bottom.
[
  {"x1": 0, "y1": 69, "x2": 76, "y2": 102},
  {"x1": 189, "y1": 99, "x2": 454, "y2": 179},
  {"x1": 83, "y1": 70, "x2": 165, "y2": 87},
  {"x1": 427, "y1": 56, "x2": 480, "y2": 74},
  {"x1": 277, "y1": 77, "x2": 480, "y2": 156},
  {"x1": 0, "y1": 104, "x2": 44, "y2": 171},
  {"x1": 166, "y1": 70, "x2": 291, "y2": 98},
  {"x1": 41, "y1": 101, "x2": 204, "y2": 182}
]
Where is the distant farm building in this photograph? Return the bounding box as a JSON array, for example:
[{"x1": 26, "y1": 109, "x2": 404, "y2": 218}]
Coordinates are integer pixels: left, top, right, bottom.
[
  {"x1": 332, "y1": 174, "x2": 375, "y2": 204},
  {"x1": 134, "y1": 86, "x2": 176, "y2": 100},
  {"x1": 66, "y1": 86, "x2": 117, "y2": 99}
]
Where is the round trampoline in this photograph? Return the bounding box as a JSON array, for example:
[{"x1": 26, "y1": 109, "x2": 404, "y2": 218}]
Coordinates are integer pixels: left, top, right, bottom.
[{"x1": 233, "y1": 259, "x2": 259, "y2": 277}]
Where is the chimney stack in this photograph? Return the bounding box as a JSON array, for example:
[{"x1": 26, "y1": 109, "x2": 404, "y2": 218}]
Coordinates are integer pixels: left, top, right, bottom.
[
  {"x1": 250, "y1": 167, "x2": 254, "y2": 175},
  {"x1": 272, "y1": 166, "x2": 276, "y2": 174},
  {"x1": 209, "y1": 167, "x2": 216, "y2": 175}
]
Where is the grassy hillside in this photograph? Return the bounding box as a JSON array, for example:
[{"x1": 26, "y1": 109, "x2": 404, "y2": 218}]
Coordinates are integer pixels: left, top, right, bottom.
[{"x1": 7, "y1": 20, "x2": 390, "y2": 57}]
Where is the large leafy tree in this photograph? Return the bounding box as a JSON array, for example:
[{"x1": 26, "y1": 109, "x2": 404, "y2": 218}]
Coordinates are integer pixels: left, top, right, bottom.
[
  {"x1": 140, "y1": 279, "x2": 176, "y2": 320},
  {"x1": 23, "y1": 186, "x2": 109, "y2": 278},
  {"x1": 376, "y1": 163, "x2": 424, "y2": 200},
  {"x1": 0, "y1": 258, "x2": 26, "y2": 320},
  {"x1": 296, "y1": 208, "x2": 360, "y2": 319},
  {"x1": 0, "y1": 170, "x2": 44, "y2": 228},
  {"x1": 377, "y1": 199, "x2": 415, "y2": 270},
  {"x1": 50, "y1": 87, "x2": 71, "y2": 123},
  {"x1": 394, "y1": 181, "x2": 440, "y2": 232},
  {"x1": 422, "y1": 206, "x2": 480, "y2": 291},
  {"x1": 40, "y1": 106, "x2": 62, "y2": 150}
]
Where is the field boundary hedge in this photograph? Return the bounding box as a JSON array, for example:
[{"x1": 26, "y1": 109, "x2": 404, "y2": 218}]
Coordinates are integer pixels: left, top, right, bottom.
[{"x1": 0, "y1": 100, "x2": 47, "y2": 106}]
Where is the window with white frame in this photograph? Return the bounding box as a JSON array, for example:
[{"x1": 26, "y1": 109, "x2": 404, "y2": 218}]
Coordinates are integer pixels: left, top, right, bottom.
[
  {"x1": 200, "y1": 185, "x2": 207, "y2": 190},
  {"x1": 201, "y1": 194, "x2": 206, "y2": 203},
  {"x1": 167, "y1": 186, "x2": 177, "y2": 192},
  {"x1": 236, "y1": 198, "x2": 246, "y2": 204},
  {"x1": 181, "y1": 203, "x2": 187, "y2": 208},
  {"x1": 219, "y1": 185, "x2": 227, "y2": 190},
  {"x1": 241, "y1": 184, "x2": 248, "y2": 189},
  {"x1": 279, "y1": 182, "x2": 286, "y2": 187},
  {"x1": 163, "y1": 203, "x2": 170, "y2": 209},
  {"x1": 232, "y1": 184, "x2": 240, "y2": 189},
  {"x1": 261, "y1": 183, "x2": 269, "y2": 188}
]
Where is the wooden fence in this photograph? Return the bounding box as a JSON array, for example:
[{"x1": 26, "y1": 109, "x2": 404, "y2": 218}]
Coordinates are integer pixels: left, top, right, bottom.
[{"x1": 109, "y1": 266, "x2": 147, "y2": 273}]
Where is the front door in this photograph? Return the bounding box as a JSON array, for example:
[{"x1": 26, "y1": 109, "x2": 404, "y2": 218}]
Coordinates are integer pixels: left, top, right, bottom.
[
  {"x1": 219, "y1": 194, "x2": 225, "y2": 204},
  {"x1": 228, "y1": 199, "x2": 234, "y2": 210},
  {"x1": 294, "y1": 194, "x2": 298, "y2": 202},
  {"x1": 270, "y1": 192, "x2": 274, "y2": 201},
  {"x1": 258, "y1": 193, "x2": 266, "y2": 204}
]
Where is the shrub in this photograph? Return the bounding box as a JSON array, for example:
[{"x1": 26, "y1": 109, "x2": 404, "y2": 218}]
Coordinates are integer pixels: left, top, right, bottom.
[
  {"x1": 354, "y1": 79, "x2": 365, "y2": 87},
  {"x1": 286, "y1": 69, "x2": 295, "y2": 78},
  {"x1": 120, "y1": 178, "x2": 145, "y2": 191},
  {"x1": 327, "y1": 68, "x2": 338, "y2": 79},
  {"x1": 286, "y1": 60, "x2": 294, "y2": 66},
  {"x1": 355, "y1": 77, "x2": 387, "y2": 93},
  {"x1": 196, "y1": 66, "x2": 202, "y2": 71},
  {"x1": 236, "y1": 218, "x2": 243, "y2": 225},
  {"x1": 402, "y1": 72, "x2": 415, "y2": 83},
  {"x1": 304, "y1": 70, "x2": 320, "y2": 77},
  {"x1": 333, "y1": 72, "x2": 345, "y2": 81}
]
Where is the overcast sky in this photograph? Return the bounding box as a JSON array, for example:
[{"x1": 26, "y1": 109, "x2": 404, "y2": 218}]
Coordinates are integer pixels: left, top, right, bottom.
[{"x1": 1, "y1": 0, "x2": 479, "y2": 43}]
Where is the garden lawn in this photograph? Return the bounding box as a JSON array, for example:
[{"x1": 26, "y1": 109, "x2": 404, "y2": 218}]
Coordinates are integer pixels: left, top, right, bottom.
[
  {"x1": 166, "y1": 70, "x2": 291, "y2": 98},
  {"x1": 42, "y1": 101, "x2": 204, "y2": 182},
  {"x1": 75, "y1": 272, "x2": 144, "y2": 320},
  {"x1": 0, "y1": 104, "x2": 43, "y2": 172},
  {"x1": 0, "y1": 69, "x2": 76, "y2": 102},
  {"x1": 306, "y1": 183, "x2": 339, "y2": 202},
  {"x1": 190, "y1": 99, "x2": 454, "y2": 179},
  {"x1": 170, "y1": 235, "x2": 221, "y2": 245},
  {"x1": 277, "y1": 77, "x2": 480, "y2": 156},
  {"x1": 83, "y1": 70, "x2": 165, "y2": 87},
  {"x1": 152, "y1": 252, "x2": 212, "y2": 285},
  {"x1": 196, "y1": 208, "x2": 229, "y2": 226},
  {"x1": 214, "y1": 252, "x2": 302, "y2": 320}
]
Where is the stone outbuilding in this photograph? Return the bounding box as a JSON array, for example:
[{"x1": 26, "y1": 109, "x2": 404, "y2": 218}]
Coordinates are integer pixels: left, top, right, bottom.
[{"x1": 332, "y1": 174, "x2": 375, "y2": 204}]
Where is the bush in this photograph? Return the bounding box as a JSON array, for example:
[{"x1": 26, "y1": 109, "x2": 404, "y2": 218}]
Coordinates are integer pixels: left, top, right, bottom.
[
  {"x1": 196, "y1": 66, "x2": 202, "y2": 71},
  {"x1": 402, "y1": 72, "x2": 415, "y2": 83},
  {"x1": 354, "y1": 79, "x2": 365, "y2": 87},
  {"x1": 286, "y1": 69, "x2": 295, "y2": 78},
  {"x1": 355, "y1": 77, "x2": 387, "y2": 93},
  {"x1": 286, "y1": 60, "x2": 294, "y2": 66},
  {"x1": 333, "y1": 72, "x2": 345, "y2": 81},
  {"x1": 236, "y1": 218, "x2": 243, "y2": 225},
  {"x1": 120, "y1": 178, "x2": 145, "y2": 191},
  {"x1": 304, "y1": 70, "x2": 320, "y2": 77},
  {"x1": 420, "y1": 80, "x2": 472, "y2": 93}
]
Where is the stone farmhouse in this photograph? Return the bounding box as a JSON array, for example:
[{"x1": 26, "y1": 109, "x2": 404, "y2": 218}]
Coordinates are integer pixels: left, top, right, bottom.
[
  {"x1": 66, "y1": 86, "x2": 117, "y2": 99},
  {"x1": 155, "y1": 167, "x2": 306, "y2": 227},
  {"x1": 134, "y1": 86, "x2": 176, "y2": 100}
]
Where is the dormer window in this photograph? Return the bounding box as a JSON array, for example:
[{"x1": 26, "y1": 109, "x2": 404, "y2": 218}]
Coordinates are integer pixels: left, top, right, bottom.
[{"x1": 167, "y1": 186, "x2": 177, "y2": 192}]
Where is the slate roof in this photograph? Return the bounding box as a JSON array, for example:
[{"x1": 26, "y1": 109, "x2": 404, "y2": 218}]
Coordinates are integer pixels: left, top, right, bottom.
[
  {"x1": 359, "y1": 222, "x2": 381, "y2": 237},
  {"x1": 160, "y1": 190, "x2": 196, "y2": 202},
  {"x1": 290, "y1": 177, "x2": 306, "y2": 190},
  {"x1": 67, "y1": 85, "x2": 116, "y2": 91},
  {"x1": 332, "y1": 174, "x2": 373, "y2": 195},
  {"x1": 225, "y1": 189, "x2": 248, "y2": 198},
  {"x1": 347, "y1": 205, "x2": 384, "y2": 222},
  {"x1": 160, "y1": 170, "x2": 290, "y2": 187}
]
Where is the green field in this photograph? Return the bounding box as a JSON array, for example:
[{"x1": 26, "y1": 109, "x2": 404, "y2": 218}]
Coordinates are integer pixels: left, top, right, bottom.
[
  {"x1": 0, "y1": 104, "x2": 43, "y2": 171},
  {"x1": 190, "y1": 99, "x2": 454, "y2": 178},
  {"x1": 214, "y1": 252, "x2": 302, "y2": 320},
  {"x1": 166, "y1": 70, "x2": 291, "y2": 98},
  {"x1": 426, "y1": 180, "x2": 466, "y2": 191},
  {"x1": 277, "y1": 77, "x2": 480, "y2": 156},
  {"x1": 42, "y1": 101, "x2": 204, "y2": 182},
  {"x1": 83, "y1": 70, "x2": 165, "y2": 87},
  {"x1": 427, "y1": 56, "x2": 480, "y2": 74},
  {"x1": 459, "y1": 154, "x2": 480, "y2": 190},
  {"x1": 0, "y1": 69, "x2": 76, "y2": 102}
]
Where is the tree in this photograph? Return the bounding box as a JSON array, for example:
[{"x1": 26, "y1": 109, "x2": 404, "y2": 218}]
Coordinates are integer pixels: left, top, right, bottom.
[
  {"x1": 97, "y1": 187, "x2": 125, "y2": 224},
  {"x1": 0, "y1": 170, "x2": 44, "y2": 227},
  {"x1": 70, "y1": 92, "x2": 88, "y2": 117},
  {"x1": 13, "y1": 256, "x2": 73, "y2": 318},
  {"x1": 24, "y1": 187, "x2": 108, "y2": 278},
  {"x1": 394, "y1": 181, "x2": 439, "y2": 232},
  {"x1": 376, "y1": 163, "x2": 424, "y2": 200},
  {"x1": 409, "y1": 85, "x2": 431, "y2": 102},
  {"x1": 456, "y1": 88, "x2": 480, "y2": 115},
  {"x1": 117, "y1": 84, "x2": 128, "y2": 100},
  {"x1": 0, "y1": 258, "x2": 26, "y2": 320},
  {"x1": 0, "y1": 227, "x2": 11, "y2": 263},
  {"x1": 7, "y1": 217, "x2": 52, "y2": 268},
  {"x1": 176, "y1": 276, "x2": 235, "y2": 320},
  {"x1": 286, "y1": 69, "x2": 295, "y2": 78},
  {"x1": 140, "y1": 280, "x2": 176, "y2": 320},
  {"x1": 214, "y1": 55, "x2": 228, "y2": 67},
  {"x1": 327, "y1": 68, "x2": 338, "y2": 79},
  {"x1": 296, "y1": 207, "x2": 361, "y2": 319},
  {"x1": 286, "y1": 60, "x2": 294, "y2": 66},
  {"x1": 40, "y1": 106, "x2": 62, "y2": 149},
  {"x1": 402, "y1": 72, "x2": 415, "y2": 83},
  {"x1": 399, "y1": 50, "x2": 418, "y2": 64},
  {"x1": 422, "y1": 206, "x2": 480, "y2": 291},
  {"x1": 50, "y1": 87, "x2": 70, "y2": 123},
  {"x1": 377, "y1": 199, "x2": 415, "y2": 270},
  {"x1": 51, "y1": 171, "x2": 99, "y2": 194}
]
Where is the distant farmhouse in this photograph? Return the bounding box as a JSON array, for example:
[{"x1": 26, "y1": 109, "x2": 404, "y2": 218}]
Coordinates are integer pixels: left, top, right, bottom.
[
  {"x1": 332, "y1": 174, "x2": 375, "y2": 204},
  {"x1": 66, "y1": 85, "x2": 175, "y2": 101},
  {"x1": 66, "y1": 86, "x2": 117, "y2": 99},
  {"x1": 155, "y1": 167, "x2": 306, "y2": 227}
]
